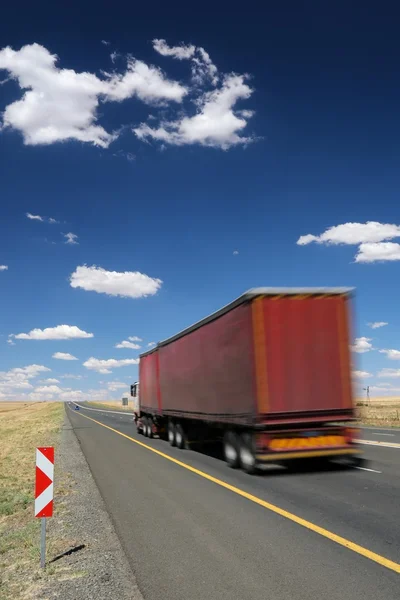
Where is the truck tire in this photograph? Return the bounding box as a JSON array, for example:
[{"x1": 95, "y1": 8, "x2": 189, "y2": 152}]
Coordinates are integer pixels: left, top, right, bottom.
[
  {"x1": 224, "y1": 431, "x2": 240, "y2": 468},
  {"x1": 239, "y1": 433, "x2": 257, "y2": 474},
  {"x1": 168, "y1": 421, "x2": 176, "y2": 446},
  {"x1": 142, "y1": 417, "x2": 149, "y2": 437},
  {"x1": 147, "y1": 417, "x2": 153, "y2": 439},
  {"x1": 175, "y1": 423, "x2": 186, "y2": 449}
]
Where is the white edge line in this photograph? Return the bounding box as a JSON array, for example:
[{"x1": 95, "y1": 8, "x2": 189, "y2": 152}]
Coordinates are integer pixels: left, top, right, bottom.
[
  {"x1": 355, "y1": 467, "x2": 382, "y2": 473},
  {"x1": 359, "y1": 439, "x2": 400, "y2": 449},
  {"x1": 71, "y1": 401, "x2": 134, "y2": 417}
]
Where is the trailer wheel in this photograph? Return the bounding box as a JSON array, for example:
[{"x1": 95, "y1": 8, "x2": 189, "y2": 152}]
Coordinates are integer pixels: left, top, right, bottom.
[
  {"x1": 224, "y1": 431, "x2": 240, "y2": 468},
  {"x1": 142, "y1": 417, "x2": 149, "y2": 437},
  {"x1": 175, "y1": 423, "x2": 186, "y2": 449},
  {"x1": 168, "y1": 421, "x2": 176, "y2": 446},
  {"x1": 239, "y1": 433, "x2": 257, "y2": 474},
  {"x1": 147, "y1": 417, "x2": 153, "y2": 439}
]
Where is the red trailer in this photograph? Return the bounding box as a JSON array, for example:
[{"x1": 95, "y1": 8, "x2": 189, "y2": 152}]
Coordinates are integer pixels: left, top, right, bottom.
[{"x1": 131, "y1": 288, "x2": 363, "y2": 473}]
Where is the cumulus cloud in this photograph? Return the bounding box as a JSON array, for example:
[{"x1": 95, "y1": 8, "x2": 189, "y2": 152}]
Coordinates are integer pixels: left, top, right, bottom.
[
  {"x1": 368, "y1": 322, "x2": 388, "y2": 329},
  {"x1": 64, "y1": 232, "x2": 79, "y2": 245},
  {"x1": 52, "y1": 352, "x2": 78, "y2": 360},
  {"x1": 34, "y1": 385, "x2": 64, "y2": 394},
  {"x1": 39, "y1": 378, "x2": 60, "y2": 384},
  {"x1": 128, "y1": 336, "x2": 142, "y2": 342},
  {"x1": 134, "y1": 74, "x2": 254, "y2": 149},
  {"x1": 379, "y1": 349, "x2": 400, "y2": 360},
  {"x1": 351, "y1": 337, "x2": 373, "y2": 353},
  {"x1": 147, "y1": 342, "x2": 156, "y2": 347},
  {"x1": 297, "y1": 221, "x2": 400, "y2": 263},
  {"x1": 355, "y1": 242, "x2": 400, "y2": 263},
  {"x1": 60, "y1": 374, "x2": 83, "y2": 380},
  {"x1": 0, "y1": 364, "x2": 50, "y2": 395},
  {"x1": 83, "y1": 357, "x2": 139, "y2": 374},
  {"x1": 0, "y1": 43, "x2": 187, "y2": 148},
  {"x1": 0, "y1": 265, "x2": 8, "y2": 271},
  {"x1": 153, "y1": 39, "x2": 196, "y2": 60},
  {"x1": 378, "y1": 368, "x2": 400, "y2": 378},
  {"x1": 115, "y1": 340, "x2": 141, "y2": 349},
  {"x1": 70, "y1": 265, "x2": 162, "y2": 299},
  {"x1": 297, "y1": 221, "x2": 400, "y2": 246},
  {"x1": 107, "y1": 381, "x2": 128, "y2": 391},
  {"x1": 14, "y1": 324, "x2": 93, "y2": 340},
  {"x1": 352, "y1": 370, "x2": 372, "y2": 378}
]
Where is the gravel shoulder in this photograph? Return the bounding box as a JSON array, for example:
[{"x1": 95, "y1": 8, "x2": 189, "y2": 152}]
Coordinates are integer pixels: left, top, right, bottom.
[{"x1": 40, "y1": 409, "x2": 143, "y2": 600}]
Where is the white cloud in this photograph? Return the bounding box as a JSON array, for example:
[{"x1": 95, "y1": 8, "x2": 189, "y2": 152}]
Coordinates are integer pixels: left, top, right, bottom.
[
  {"x1": 7, "y1": 338, "x2": 15, "y2": 345},
  {"x1": 64, "y1": 232, "x2": 79, "y2": 245},
  {"x1": 70, "y1": 265, "x2": 162, "y2": 299},
  {"x1": 53, "y1": 352, "x2": 78, "y2": 360},
  {"x1": 14, "y1": 324, "x2": 93, "y2": 340},
  {"x1": 153, "y1": 39, "x2": 196, "y2": 60},
  {"x1": 128, "y1": 336, "x2": 142, "y2": 342},
  {"x1": 377, "y1": 368, "x2": 400, "y2": 378},
  {"x1": 39, "y1": 378, "x2": 60, "y2": 384},
  {"x1": 352, "y1": 370, "x2": 372, "y2": 378},
  {"x1": 110, "y1": 51, "x2": 119, "y2": 64},
  {"x1": 152, "y1": 39, "x2": 217, "y2": 86},
  {"x1": 34, "y1": 385, "x2": 64, "y2": 395},
  {"x1": 26, "y1": 212, "x2": 58, "y2": 223},
  {"x1": 115, "y1": 340, "x2": 141, "y2": 349},
  {"x1": 26, "y1": 212, "x2": 44, "y2": 221},
  {"x1": 369, "y1": 385, "x2": 400, "y2": 395},
  {"x1": 83, "y1": 357, "x2": 139, "y2": 374},
  {"x1": 368, "y1": 322, "x2": 388, "y2": 329},
  {"x1": 355, "y1": 242, "x2": 400, "y2": 263},
  {"x1": 0, "y1": 43, "x2": 186, "y2": 148},
  {"x1": 134, "y1": 74, "x2": 254, "y2": 149},
  {"x1": 297, "y1": 221, "x2": 400, "y2": 246},
  {"x1": 147, "y1": 341, "x2": 156, "y2": 347},
  {"x1": 101, "y1": 40, "x2": 110, "y2": 46},
  {"x1": 0, "y1": 364, "x2": 50, "y2": 395},
  {"x1": 379, "y1": 349, "x2": 400, "y2": 360},
  {"x1": 60, "y1": 374, "x2": 83, "y2": 380},
  {"x1": 107, "y1": 381, "x2": 128, "y2": 391},
  {"x1": 233, "y1": 250, "x2": 239, "y2": 255},
  {"x1": 0, "y1": 265, "x2": 8, "y2": 271},
  {"x1": 351, "y1": 337, "x2": 373, "y2": 353}
]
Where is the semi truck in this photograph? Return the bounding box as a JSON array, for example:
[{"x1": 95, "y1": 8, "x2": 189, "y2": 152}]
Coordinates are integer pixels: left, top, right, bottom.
[{"x1": 130, "y1": 288, "x2": 363, "y2": 473}]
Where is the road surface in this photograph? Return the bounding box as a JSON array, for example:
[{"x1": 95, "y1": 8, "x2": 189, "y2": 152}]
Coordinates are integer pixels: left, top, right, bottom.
[{"x1": 66, "y1": 403, "x2": 399, "y2": 600}]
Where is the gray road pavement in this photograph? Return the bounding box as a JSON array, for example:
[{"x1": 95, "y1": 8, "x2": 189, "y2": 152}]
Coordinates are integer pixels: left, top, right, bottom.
[{"x1": 66, "y1": 403, "x2": 399, "y2": 600}]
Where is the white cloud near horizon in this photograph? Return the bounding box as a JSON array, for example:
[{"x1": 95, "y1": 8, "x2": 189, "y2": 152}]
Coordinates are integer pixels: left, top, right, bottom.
[
  {"x1": 13, "y1": 324, "x2": 93, "y2": 340},
  {"x1": 378, "y1": 368, "x2": 400, "y2": 378},
  {"x1": 0, "y1": 43, "x2": 187, "y2": 148},
  {"x1": 297, "y1": 221, "x2": 400, "y2": 263},
  {"x1": 368, "y1": 321, "x2": 388, "y2": 329},
  {"x1": 115, "y1": 340, "x2": 141, "y2": 349},
  {"x1": 351, "y1": 337, "x2": 373, "y2": 353},
  {"x1": 52, "y1": 352, "x2": 78, "y2": 360},
  {"x1": 83, "y1": 357, "x2": 139, "y2": 374},
  {"x1": 70, "y1": 265, "x2": 162, "y2": 299},
  {"x1": 0, "y1": 364, "x2": 50, "y2": 396}
]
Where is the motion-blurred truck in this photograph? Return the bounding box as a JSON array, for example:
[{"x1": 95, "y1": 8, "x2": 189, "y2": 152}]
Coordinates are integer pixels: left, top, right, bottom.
[{"x1": 130, "y1": 288, "x2": 363, "y2": 473}]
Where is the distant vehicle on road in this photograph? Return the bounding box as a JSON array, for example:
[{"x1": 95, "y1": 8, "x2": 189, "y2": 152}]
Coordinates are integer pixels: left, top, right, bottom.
[
  {"x1": 74, "y1": 404, "x2": 80, "y2": 411},
  {"x1": 131, "y1": 288, "x2": 363, "y2": 474}
]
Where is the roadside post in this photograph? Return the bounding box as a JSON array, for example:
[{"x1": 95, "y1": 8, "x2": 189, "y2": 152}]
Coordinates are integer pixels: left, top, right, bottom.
[{"x1": 35, "y1": 447, "x2": 54, "y2": 568}]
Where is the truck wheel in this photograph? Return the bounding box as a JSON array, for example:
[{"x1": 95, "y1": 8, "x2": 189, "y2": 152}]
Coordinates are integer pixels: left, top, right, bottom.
[
  {"x1": 175, "y1": 423, "x2": 185, "y2": 449},
  {"x1": 168, "y1": 421, "x2": 176, "y2": 446},
  {"x1": 224, "y1": 431, "x2": 240, "y2": 468},
  {"x1": 142, "y1": 417, "x2": 149, "y2": 437},
  {"x1": 239, "y1": 433, "x2": 257, "y2": 474},
  {"x1": 147, "y1": 418, "x2": 153, "y2": 439}
]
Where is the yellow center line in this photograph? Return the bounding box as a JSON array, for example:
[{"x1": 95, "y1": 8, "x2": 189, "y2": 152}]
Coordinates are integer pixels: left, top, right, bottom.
[{"x1": 71, "y1": 407, "x2": 400, "y2": 575}]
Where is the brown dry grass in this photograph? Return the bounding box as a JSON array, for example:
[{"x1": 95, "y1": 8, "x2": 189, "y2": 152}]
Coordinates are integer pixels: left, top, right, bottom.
[
  {"x1": 0, "y1": 401, "x2": 78, "y2": 599},
  {"x1": 86, "y1": 400, "x2": 133, "y2": 411},
  {"x1": 355, "y1": 397, "x2": 400, "y2": 427}
]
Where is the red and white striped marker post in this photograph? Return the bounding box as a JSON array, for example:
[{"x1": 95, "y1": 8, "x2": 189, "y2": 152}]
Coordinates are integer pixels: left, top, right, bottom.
[{"x1": 35, "y1": 447, "x2": 54, "y2": 568}]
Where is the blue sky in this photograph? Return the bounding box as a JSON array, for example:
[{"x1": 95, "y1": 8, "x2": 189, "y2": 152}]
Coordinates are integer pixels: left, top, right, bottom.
[{"x1": 1, "y1": 1, "x2": 400, "y2": 400}]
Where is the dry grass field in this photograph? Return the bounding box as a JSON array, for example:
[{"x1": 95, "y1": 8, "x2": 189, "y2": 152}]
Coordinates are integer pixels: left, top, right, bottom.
[
  {"x1": 0, "y1": 401, "x2": 76, "y2": 599},
  {"x1": 86, "y1": 400, "x2": 133, "y2": 411},
  {"x1": 355, "y1": 397, "x2": 400, "y2": 427}
]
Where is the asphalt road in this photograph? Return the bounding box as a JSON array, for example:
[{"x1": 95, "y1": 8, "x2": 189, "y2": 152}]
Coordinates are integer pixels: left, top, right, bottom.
[{"x1": 66, "y1": 403, "x2": 399, "y2": 600}]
